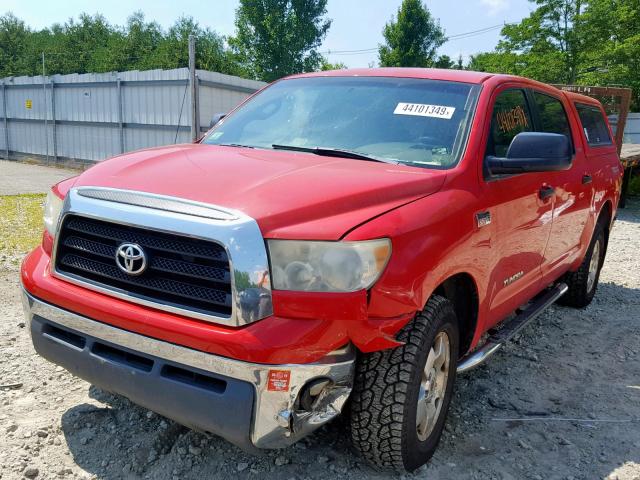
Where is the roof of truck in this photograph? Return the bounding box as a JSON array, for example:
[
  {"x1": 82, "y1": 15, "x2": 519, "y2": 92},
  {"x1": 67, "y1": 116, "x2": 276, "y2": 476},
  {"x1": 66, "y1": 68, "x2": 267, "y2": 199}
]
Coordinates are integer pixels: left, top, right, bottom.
[
  {"x1": 287, "y1": 69, "x2": 605, "y2": 108},
  {"x1": 562, "y1": 90, "x2": 603, "y2": 107},
  {"x1": 288, "y1": 68, "x2": 496, "y2": 84}
]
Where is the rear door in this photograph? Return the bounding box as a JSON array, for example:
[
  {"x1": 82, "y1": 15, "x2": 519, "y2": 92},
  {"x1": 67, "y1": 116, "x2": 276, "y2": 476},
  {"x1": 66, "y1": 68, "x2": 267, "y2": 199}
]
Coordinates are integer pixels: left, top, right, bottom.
[
  {"x1": 574, "y1": 102, "x2": 620, "y2": 203},
  {"x1": 574, "y1": 102, "x2": 621, "y2": 237},
  {"x1": 528, "y1": 90, "x2": 592, "y2": 278}
]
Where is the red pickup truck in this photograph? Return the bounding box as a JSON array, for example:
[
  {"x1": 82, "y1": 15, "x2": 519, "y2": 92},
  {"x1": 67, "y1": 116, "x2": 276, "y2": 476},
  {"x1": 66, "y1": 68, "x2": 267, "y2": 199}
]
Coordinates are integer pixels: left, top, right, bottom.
[{"x1": 21, "y1": 68, "x2": 622, "y2": 472}]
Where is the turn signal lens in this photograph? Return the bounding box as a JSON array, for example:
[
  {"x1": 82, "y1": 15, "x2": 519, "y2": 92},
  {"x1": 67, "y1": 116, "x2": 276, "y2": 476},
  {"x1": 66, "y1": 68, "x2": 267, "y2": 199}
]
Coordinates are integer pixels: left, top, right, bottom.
[{"x1": 43, "y1": 189, "x2": 64, "y2": 237}]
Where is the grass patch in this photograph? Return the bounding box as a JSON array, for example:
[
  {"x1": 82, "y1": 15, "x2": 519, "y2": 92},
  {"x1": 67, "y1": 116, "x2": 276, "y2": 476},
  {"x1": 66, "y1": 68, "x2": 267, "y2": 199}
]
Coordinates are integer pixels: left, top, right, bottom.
[{"x1": 0, "y1": 194, "x2": 45, "y2": 255}]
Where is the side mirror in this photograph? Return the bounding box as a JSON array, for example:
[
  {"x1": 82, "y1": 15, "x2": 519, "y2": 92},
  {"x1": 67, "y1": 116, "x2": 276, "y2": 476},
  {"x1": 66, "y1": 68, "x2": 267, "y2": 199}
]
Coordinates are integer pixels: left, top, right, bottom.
[
  {"x1": 487, "y1": 132, "x2": 572, "y2": 175},
  {"x1": 210, "y1": 112, "x2": 227, "y2": 128}
]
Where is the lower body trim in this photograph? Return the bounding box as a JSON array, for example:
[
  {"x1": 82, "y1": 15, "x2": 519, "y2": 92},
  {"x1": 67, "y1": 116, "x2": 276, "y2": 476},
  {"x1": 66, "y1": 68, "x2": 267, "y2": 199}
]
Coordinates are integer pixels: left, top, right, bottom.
[{"x1": 22, "y1": 288, "x2": 355, "y2": 449}]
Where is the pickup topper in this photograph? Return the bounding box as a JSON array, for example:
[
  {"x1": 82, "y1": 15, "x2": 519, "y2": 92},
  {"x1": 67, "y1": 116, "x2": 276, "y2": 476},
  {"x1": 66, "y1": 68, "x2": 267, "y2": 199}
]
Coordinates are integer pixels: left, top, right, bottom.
[{"x1": 21, "y1": 68, "x2": 622, "y2": 472}]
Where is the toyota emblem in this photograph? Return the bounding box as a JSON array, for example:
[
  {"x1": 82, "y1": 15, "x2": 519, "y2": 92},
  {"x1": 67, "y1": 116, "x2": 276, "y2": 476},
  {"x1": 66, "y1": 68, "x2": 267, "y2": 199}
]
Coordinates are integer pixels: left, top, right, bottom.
[{"x1": 115, "y1": 243, "x2": 147, "y2": 276}]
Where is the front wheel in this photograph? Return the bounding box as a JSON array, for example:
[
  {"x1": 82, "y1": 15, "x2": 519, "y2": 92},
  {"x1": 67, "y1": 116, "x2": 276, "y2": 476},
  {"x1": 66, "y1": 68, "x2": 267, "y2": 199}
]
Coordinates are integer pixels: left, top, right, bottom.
[{"x1": 350, "y1": 295, "x2": 459, "y2": 472}]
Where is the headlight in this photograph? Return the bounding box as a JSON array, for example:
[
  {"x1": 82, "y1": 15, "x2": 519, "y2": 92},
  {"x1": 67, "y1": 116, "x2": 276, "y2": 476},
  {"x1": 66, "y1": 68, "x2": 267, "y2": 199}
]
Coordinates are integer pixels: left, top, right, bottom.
[
  {"x1": 267, "y1": 239, "x2": 391, "y2": 292},
  {"x1": 43, "y1": 189, "x2": 64, "y2": 237}
]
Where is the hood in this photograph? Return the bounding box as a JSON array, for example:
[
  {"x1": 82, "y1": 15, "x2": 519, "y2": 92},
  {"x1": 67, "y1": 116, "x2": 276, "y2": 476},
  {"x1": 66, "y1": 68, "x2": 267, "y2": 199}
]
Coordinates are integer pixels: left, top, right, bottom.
[{"x1": 73, "y1": 144, "x2": 447, "y2": 240}]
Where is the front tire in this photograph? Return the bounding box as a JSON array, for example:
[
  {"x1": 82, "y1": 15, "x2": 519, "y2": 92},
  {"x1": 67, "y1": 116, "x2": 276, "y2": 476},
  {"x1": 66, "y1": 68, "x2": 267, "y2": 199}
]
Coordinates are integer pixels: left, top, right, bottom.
[
  {"x1": 350, "y1": 295, "x2": 459, "y2": 472},
  {"x1": 560, "y1": 224, "x2": 606, "y2": 308}
]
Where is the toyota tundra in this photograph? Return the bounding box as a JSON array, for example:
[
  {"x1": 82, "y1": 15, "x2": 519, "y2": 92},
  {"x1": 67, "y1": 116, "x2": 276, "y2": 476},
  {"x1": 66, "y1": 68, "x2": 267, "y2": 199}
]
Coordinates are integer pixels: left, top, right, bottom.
[{"x1": 21, "y1": 68, "x2": 622, "y2": 472}]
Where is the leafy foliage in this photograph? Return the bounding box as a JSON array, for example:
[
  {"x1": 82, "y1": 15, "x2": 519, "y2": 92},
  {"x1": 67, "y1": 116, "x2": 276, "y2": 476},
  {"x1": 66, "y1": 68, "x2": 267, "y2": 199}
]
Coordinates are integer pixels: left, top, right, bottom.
[
  {"x1": 0, "y1": 11, "x2": 282, "y2": 80},
  {"x1": 433, "y1": 54, "x2": 464, "y2": 70},
  {"x1": 231, "y1": 0, "x2": 331, "y2": 82},
  {"x1": 469, "y1": 0, "x2": 640, "y2": 109},
  {"x1": 378, "y1": 0, "x2": 446, "y2": 68},
  {"x1": 0, "y1": 13, "x2": 39, "y2": 77},
  {"x1": 579, "y1": 0, "x2": 640, "y2": 110},
  {"x1": 320, "y1": 59, "x2": 348, "y2": 71}
]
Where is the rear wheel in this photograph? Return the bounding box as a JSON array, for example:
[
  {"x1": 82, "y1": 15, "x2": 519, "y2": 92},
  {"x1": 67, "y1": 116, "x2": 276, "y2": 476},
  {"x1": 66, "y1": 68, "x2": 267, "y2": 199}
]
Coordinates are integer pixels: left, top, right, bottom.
[
  {"x1": 560, "y1": 224, "x2": 605, "y2": 308},
  {"x1": 350, "y1": 295, "x2": 459, "y2": 472}
]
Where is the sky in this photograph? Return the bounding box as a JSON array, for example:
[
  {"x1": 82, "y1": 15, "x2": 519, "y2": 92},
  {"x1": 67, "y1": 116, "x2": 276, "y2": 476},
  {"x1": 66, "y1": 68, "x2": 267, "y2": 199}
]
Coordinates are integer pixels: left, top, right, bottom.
[{"x1": 2, "y1": 0, "x2": 535, "y2": 66}]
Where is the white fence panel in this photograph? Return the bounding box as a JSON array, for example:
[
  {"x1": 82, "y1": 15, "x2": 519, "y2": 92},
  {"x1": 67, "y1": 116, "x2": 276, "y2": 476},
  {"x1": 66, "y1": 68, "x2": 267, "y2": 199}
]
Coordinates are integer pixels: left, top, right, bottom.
[{"x1": 0, "y1": 68, "x2": 265, "y2": 165}]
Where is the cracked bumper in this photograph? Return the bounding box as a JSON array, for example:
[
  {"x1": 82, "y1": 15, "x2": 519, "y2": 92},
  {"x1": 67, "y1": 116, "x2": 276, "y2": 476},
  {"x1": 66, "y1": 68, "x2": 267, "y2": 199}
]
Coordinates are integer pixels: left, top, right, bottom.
[{"x1": 22, "y1": 288, "x2": 355, "y2": 450}]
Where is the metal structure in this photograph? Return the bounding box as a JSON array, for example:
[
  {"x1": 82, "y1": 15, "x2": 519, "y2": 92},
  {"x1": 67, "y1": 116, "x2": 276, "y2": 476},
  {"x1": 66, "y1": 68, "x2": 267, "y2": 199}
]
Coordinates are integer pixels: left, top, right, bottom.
[
  {"x1": 0, "y1": 68, "x2": 265, "y2": 166},
  {"x1": 553, "y1": 85, "x2": 632, "y2": 155}
]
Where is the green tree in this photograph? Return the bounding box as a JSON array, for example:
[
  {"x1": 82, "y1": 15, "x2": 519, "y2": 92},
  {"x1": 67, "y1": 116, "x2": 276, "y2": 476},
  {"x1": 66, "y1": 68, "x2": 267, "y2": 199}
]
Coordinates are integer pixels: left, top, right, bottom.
[
  {"x1": 579, "y1": 0, "x2": 640, "y2": 109},
  {"x1": 378, "y1": 0, "x2": 446, "y2": 68},
  {"x1": 0, "y1": 13, "x2": 34, "y2": 77},
  {"x1": 320, "y1": 58, "x2": 347, "y2": 71},
  {"x1": 231, "y1": 0, "x2": 331, "y2": 82},
  {"x1": 151, "y1": 16, "x2": 240, "y2": 74},
  {"x1": 104, "y1": 12, "x2": 164, "y2": 72},
  {"x1": 493, "y1": 0, "x2": 586, "y2": 83},
  {"x1": 468, "y1": 51, "x2": 525, "y2": 74},
  {"x1": 56, "y1": 14, "x2": 120, "y2": 74},
  {"x1": 469, "y1": 0, "x2": 640, "y2": 109},
  {"x1": 433, "y1": 54, "x2": 453, "y2": 69},
  {"x1": 0, "y1": 12, "x2": 246, "y2": 79}
]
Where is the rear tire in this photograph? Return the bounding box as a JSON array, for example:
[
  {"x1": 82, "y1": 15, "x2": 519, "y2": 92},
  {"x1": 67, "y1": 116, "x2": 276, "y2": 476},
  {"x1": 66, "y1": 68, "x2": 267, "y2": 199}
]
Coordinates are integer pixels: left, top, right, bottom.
[
  {"x1": 559, "y1": 224, "x2": 606, "y2": 308},
  {"x1": 350, "y1": 295, "x2": 459, "y2": 472}
]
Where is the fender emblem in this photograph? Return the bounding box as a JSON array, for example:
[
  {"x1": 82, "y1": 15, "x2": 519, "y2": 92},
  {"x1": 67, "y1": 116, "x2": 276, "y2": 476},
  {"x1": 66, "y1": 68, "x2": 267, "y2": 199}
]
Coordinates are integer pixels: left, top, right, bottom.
[{"x1": 503, "y1": 271, "x2": 524, "y2": 287}]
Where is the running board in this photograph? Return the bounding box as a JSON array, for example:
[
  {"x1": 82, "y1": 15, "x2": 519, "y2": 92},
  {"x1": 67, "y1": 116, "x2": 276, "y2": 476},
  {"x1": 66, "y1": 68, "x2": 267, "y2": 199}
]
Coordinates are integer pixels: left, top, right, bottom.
[{"x1": 457, "y1": 283, "x2": 568, "y2": 374}]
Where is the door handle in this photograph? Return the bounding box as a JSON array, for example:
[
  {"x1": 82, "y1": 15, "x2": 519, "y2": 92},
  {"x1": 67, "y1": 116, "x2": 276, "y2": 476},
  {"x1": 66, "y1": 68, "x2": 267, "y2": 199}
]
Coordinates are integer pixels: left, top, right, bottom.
[
  {"x1": 582, "y1": 174, "x2": 592, "y2": 184},
  {"x1": 539, "y1": 185, "x2": 555, "y2": 200}
]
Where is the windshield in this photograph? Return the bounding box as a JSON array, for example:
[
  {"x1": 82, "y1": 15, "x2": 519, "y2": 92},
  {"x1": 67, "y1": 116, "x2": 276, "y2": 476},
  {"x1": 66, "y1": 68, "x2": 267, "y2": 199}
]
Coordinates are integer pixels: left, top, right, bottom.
[{"x1": 203, "y1": 76, "x2": 480, "y2": 169}]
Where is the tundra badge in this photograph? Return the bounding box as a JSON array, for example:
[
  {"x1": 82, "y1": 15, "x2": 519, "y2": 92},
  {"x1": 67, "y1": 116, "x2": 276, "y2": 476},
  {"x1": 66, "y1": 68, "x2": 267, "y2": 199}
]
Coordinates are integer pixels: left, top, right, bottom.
[{"x1": 503, "y1": 271, "x2": 524, "y2": 287}]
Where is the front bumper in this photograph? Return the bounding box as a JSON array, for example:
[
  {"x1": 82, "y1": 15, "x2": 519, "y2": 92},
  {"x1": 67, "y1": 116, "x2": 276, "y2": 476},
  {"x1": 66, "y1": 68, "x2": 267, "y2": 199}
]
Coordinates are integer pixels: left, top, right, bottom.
[{"x1": 22, "y1": 289, "x2": 355, "y2": 450}]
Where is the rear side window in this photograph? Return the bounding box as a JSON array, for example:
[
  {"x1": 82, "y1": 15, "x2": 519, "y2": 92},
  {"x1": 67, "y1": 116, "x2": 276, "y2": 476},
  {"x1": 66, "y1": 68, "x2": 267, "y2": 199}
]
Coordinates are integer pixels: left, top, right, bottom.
[
  {"x1": 533, "y1": 92, "x2": 572, "y2": 141},
  {"x1": 487, "y1": 89, "x2": 533, "y2": 157},
  {"x1": 575, "y1": 103, "x2": 612, "y2": 146}
]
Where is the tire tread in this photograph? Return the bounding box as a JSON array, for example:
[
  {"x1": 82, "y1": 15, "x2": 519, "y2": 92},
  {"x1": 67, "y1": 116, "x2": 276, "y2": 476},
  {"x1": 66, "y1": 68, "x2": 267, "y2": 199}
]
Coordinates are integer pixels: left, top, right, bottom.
[{"x1": 350, "y1": 295, "x2": 456, "y2": 471}]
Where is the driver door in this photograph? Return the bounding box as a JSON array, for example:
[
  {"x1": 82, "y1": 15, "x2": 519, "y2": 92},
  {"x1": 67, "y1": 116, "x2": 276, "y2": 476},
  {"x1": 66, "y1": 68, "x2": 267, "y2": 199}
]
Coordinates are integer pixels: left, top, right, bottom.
[{"x1": 480, "y1": 87, "x2": 555, "y2": 327}]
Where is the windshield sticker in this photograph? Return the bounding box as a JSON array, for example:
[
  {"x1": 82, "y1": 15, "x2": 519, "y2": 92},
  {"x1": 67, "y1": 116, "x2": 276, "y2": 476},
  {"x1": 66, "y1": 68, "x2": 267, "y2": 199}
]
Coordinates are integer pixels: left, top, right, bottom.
[{"x1": 394, "y1": 103, "x2": 455, "y2": 119}]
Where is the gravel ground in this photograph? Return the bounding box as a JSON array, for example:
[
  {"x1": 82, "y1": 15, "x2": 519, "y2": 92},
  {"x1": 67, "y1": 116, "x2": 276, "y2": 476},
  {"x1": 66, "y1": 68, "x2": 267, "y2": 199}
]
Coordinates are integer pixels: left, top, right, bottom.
[
  {"x1": 0, "y1": 161, "x2": 78, "y2": 195},
  {"x1": 1, "y1": 200, "x2": 639, "y2": 480}
]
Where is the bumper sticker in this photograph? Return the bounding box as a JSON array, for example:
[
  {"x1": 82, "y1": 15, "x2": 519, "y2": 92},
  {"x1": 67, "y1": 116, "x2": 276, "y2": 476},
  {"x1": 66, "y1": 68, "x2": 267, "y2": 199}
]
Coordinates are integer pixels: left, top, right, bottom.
[
  {"x1": 394, "y1": 102, "x2": 455, "y2": 119},
  {"x1": 267, "y1": 369, "x2": 291, "y2": 391}
]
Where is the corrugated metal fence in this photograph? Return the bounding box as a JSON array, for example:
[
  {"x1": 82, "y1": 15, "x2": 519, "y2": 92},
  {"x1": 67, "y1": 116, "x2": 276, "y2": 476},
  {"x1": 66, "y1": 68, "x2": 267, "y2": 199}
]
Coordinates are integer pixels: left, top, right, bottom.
[{"x1": 0, "y1": 68, "x2": 265, "y2": 165}]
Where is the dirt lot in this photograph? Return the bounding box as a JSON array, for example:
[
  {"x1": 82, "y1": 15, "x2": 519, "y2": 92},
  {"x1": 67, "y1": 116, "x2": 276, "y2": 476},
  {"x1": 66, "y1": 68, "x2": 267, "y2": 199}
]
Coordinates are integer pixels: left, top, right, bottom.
[
  {"x1": 0, "y1": 161, "x2": 78, "y2": 196},
  {"x1": 1, "y1": 193, "x2": 639, "y2": 479}
]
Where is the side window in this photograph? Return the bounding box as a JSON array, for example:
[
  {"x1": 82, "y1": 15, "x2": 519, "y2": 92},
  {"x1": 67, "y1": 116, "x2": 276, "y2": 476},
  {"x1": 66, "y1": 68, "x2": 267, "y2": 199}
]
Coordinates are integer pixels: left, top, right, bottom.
[
  {"x1": 486, "y1": 89, "x2": 533, "y2": 157},
  {"x1": 533, "y1": 92, "x2": 572, "y2": 141},
  {"x1": 575, "y1": 103, "x2": 612, "y2": 146}
]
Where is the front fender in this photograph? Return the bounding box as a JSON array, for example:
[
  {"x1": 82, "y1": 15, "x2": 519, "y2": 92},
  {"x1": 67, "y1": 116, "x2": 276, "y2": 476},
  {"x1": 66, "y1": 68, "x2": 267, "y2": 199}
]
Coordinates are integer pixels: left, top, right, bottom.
[{"x1": 344, "y1": 188, "x2": 490, "y2": 351}]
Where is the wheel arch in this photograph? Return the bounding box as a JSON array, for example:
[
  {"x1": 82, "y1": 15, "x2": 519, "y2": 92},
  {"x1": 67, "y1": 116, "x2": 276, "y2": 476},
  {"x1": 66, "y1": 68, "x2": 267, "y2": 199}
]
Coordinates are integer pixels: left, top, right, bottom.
[
  {"x1": 597, "y1": 199, "x2": 613, "y2": 256},
  {"x1": 431, "y1": 272, "x2": 479, "y2": 357}
]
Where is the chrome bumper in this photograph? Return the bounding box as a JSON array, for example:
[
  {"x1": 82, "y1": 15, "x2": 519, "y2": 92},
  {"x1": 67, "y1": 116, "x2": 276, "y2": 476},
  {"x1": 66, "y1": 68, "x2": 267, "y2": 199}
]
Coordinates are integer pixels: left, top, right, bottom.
[{"x1": 22, "y1": 289, "x2": 355, "y2": 449}]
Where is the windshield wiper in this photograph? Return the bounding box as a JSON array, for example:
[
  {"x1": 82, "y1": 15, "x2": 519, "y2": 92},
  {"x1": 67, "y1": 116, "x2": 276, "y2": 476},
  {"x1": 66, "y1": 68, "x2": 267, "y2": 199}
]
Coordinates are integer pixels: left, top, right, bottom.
[
  {"x1": 218, "y1": 143, "x2": 255, "y2": 149},
  {"x1": 272, "y1": 144, "x2": 396, "y2": 164}
]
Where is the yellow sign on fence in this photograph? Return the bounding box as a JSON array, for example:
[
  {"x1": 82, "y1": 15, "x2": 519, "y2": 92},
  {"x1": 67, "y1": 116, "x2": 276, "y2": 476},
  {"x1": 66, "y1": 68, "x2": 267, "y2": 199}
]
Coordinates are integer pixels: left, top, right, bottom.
[{"x1": 25, "y1": 99, "x2": 32, "y2": 109}]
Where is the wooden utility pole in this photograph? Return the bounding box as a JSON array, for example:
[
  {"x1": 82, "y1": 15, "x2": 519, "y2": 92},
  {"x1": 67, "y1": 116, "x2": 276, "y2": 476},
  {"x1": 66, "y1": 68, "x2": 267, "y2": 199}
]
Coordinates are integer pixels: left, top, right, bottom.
[
  {"x1": 188, "y1": 35, "x2": 199, "y2": 142},
  {"x1": 42, "y1": 52, "x2": 49, "y2": 164}
]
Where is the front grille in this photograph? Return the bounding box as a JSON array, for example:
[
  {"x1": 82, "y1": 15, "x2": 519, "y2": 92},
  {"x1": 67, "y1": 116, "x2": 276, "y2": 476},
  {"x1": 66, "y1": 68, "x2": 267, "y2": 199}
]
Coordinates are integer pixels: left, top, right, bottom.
[{"x1": 55, "y1": 215, "x2": 232, "y2": 318}]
